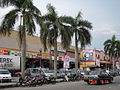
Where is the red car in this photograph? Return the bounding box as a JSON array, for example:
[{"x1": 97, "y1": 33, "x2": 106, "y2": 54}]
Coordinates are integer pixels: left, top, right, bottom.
[{"x1": 15, "y1": 72, "x2": 22, "y2": 76}]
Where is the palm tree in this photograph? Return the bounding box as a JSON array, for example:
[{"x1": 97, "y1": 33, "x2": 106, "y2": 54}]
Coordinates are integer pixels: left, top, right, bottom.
[
  {"x1": 60, "y1": 12, "x2": 92, "y2": 72},
  {"x1": 104, "y1": 35, "x2": 120, "y2": 71},
  {"x1": 0, "y1": 0, "x2": 42, "y2": 78},
  {"x1": 40, "y1": 4, "x2": 73, "y2": 78}
]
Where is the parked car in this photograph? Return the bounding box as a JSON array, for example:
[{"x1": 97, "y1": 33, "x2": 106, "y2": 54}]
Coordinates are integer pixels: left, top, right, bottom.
[
  {"x1": 77, "y1": 69, "x2": 89, "y2": 76},
  {"x1": 116, "y1": 69, "x2": 120, "y2": 75},
  {"x1": 105, "y1": 69, "x2": 118, "y2": 77},
  {"x1": 0, "y1": 69, "x2": 12, "y2": 82},
  {"x1": 15, "y1": 72, "x2": 22, "y2": 76},
  {"x1": 83, "y1": 70, "x2": 113, "y2": 85},
  {"x1": 40, "y1": 68, "x2": 56, "y2": 83},
  {"x1": 26, "y1": 68, "x2": 45, "y2": 76},
  {"x1": 41, "y1": 68, "x2": 54, "y2": 78},
  {"x1": 57, "y1": 69, "x2": 72, "y2": 78}
]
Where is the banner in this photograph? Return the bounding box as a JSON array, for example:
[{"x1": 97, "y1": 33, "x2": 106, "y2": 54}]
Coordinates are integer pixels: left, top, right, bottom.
[
  {"x1": 81, "y1": 52, "x2": 93, "y2": 61},
  {"x1": 96, "y1": 58, "x2": 100, "y2": 67},
  {"x1": 63, "y1": 54, "x2": 70, "y2": 69},
  {"x1": 0, "y1": 55, "x2": 20, "y2": 70}
]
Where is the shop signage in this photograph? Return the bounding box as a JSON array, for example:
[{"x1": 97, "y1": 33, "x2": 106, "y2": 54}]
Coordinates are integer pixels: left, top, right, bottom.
[
  {"x1": 0, "y1": 55, "x2": 20, "y2": 70},
  {"x1": 81, "y1": 51, "x2": 93, "y2": 61},
  {"x1": 69, "y1": 58, "x2": 75, "y2": 62}
]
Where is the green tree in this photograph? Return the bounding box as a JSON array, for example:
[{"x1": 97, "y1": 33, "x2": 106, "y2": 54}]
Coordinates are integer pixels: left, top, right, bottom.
[
  {"x1": 40, "y1": 4, "x2": 73, "y2": 78},
  {"x1": 0, "y1": 0, "x2": 42, "y2": 78},
  {"x1": 60, "y1": 12, "x2": 92, "y2": 72},
  {"x1": 104, "y1": 35, "x2": 120, "y2": 71}
]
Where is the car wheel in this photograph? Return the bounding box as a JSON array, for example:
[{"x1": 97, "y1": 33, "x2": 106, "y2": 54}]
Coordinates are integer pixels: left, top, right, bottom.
[
  {"x1": 100, "y1": 80, "x2": 104, "y2": 85},
  {"x1": 87, "y1": 82, "x2": 90, "y2": 85},
  {"x1": 97, "y1": 80, "x2": 101, "y2": 85},
  {"x1": 8, "y1": 79, "x2": 12, "y2": 82},
  {"x1": 109, "y1": 78, "x2": 113, "y2": 83}
]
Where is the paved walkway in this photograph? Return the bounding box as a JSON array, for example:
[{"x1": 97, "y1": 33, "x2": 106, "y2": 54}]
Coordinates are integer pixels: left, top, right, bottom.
[
  {"x1": 0, "y1": 77, "x2": 18, "y2": 88},
  {"x1": 0, "y1": 77, "x2": 63, "y2": 89}
]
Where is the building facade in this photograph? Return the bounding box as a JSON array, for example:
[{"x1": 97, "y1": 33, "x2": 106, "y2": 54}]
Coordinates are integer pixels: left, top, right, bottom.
[
  {"x1": 80, "y1": 49, "x2": 112, "y2": 70},
  {"x1": 0, "y1": 30, "x2": 76, "y2": 70}
]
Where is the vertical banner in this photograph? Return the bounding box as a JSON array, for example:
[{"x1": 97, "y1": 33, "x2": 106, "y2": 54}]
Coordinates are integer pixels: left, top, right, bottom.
[
  {"x1": 96, "y1": 58, "x2": 100, "y2": 67},
  {"x1": 63, "y1": 54, "x2": 70, "y2": 69},
  {"x1": 116, "y1": 62, "x2": 120, "y2": 69}
]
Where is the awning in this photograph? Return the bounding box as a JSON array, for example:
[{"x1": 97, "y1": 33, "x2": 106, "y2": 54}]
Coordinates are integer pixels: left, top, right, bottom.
[{"x1": 100, "y1": 61, "x2": 111, "y2": 64}]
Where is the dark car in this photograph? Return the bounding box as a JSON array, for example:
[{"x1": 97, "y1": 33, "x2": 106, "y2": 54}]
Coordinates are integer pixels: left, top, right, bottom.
[{"x1": 83, "y1": 70, "x2": 113, "y2": 85}]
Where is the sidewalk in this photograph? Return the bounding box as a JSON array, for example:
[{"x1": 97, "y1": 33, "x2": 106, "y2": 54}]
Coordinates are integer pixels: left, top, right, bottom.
[
  {"x1": 0, "y1": 77, "x2": 18, "y2": 88},
  {"x1": 0, "y1": 82, "x2": 17, "y2": 88},
  {"x1": 0, "y1": 77, "x2": 64, "y2": 89}
]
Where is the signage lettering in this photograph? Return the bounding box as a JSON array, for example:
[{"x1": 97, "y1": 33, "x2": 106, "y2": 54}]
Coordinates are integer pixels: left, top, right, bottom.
[{"x1": 0, "y1": 58, "x2": 13, "y2": 63}]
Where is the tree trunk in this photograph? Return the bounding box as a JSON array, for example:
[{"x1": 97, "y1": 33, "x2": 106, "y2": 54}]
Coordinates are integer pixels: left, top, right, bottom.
[
  {"x1": 21, "y1": 16, "x2": 26, "y2": 78},
  {"x1": 75, "y1": 31, "x2": 79, "y2": 73},
  {"x1": 49, "y1": 46, "x2": 53, "y2": 69},
  {"x1": 54, "y1": 38, "x2": 57, "y2": 79},
  {"x1": 21, "y1": 29, "x2": 26, "y2": 78},
  {"x1": 112, "y1": 57, "x2": 115, "y2": 72}
]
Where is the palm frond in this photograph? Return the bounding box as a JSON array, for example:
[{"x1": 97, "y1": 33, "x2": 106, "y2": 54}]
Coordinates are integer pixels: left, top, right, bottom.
[
  {"x1": 76, "y1": 11, "x2": 82, "y2": 21},
  {"x1": 59, "y1": 16, "x2": 74, "y2": 25},
  {"x1": 60, "y1": 25, "x2": 73, "y2": 49},
  {"x1": 0, "y1": 9, "x2": 19, "y2": 35},
  {"x1": 0, "y1": 0, "x2": 16, "y2": 7},
  {"x1": 103, "y1": 39, "x2": 112, "y2": 45},
  {"x1": 78, "y1": 20, "x2": 92, "y2": 29},
  {"x1": 77, "y1": 28, "x2": 92, "y2": 48},
  {"x1": 23, "y1": 11, "x2": 36, "y2": 35},
  {"x1": 103, "y1": 35, "x2": 120, "y2": 59}
]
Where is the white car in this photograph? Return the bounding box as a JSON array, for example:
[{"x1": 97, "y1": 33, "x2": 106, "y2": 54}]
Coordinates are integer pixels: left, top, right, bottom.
[
  {"x1": 0, "y1": 69, "x2": 12, "y2": 82},
  {"x1": 41, "y1": 68, "x2": 54, "y2": 77}
]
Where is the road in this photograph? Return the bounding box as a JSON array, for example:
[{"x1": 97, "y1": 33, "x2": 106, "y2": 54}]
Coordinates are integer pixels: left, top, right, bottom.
[{"x1": 3, "y1": 76, "x2": 120, "y2": 90}]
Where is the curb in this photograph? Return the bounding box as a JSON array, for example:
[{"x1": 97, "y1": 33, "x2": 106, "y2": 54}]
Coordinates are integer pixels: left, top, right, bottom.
[
  {"x1": 0, "y1": 83, "x2": 18, "y2": 89},
  {"x1": 0, "y1": 79, "x2": 64, "y2": 89}
]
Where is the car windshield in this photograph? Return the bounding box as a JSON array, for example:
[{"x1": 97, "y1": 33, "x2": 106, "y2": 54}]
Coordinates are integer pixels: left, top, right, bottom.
[
  {"x1": 43, "y1": 70, "x2": 54, "y2": 73},
  {"x1": 31, "y1": 69, "x2": 40, "y2": 74},
  {"x1": 89, "y1": 71, "x2": 101, "y2": 75},
  {"x1": 59, "y1": 70, "x2": 72, "y2": 73},
  {"x1": 0, "y1": 71, "x2": 10, "y2": 74}
]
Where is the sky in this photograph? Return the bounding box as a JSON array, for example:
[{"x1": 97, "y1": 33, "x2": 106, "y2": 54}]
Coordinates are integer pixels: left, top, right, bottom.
[{"x1": 0, "y1": 0, "x2": 120, "y2": 50}]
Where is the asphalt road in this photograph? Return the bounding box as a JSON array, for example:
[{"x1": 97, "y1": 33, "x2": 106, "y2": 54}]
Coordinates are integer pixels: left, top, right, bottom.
[{"x1": 3, "y1": 76, "x2": 120, "y2": 90}]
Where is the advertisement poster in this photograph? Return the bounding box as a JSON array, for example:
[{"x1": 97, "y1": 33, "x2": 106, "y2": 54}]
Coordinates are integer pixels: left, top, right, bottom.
[
  {"x1": 0, "y1": 55, "x2": 20, "y2": 70},
  {"x1": 63, "y1": 54, "x2": 70, "y2": 69},
  {"x1": 96, "y1": 58, "x2": 100, "y2": 67}
]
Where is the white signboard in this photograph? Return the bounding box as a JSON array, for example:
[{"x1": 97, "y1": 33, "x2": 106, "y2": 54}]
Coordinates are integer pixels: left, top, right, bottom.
[{"x1": 0, "y1": 55, "x2": 20, "y2": 70}]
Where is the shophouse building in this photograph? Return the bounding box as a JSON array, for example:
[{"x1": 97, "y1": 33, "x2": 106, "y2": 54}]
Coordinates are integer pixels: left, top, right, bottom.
[
  {"x1": 80, "y1": 49, "x2": 112, "y2": 70},
  {"x1": 0, "y1": 30, "x2": 77, "y2": 71}
]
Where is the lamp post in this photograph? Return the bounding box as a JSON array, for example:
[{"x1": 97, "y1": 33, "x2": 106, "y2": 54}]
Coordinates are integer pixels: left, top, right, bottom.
[
  {"x1": 84, "y1": 54, "x2": 86, "y2": 70},
  {"x1": 39, "y1": 48, "x2": 42, "y2": 67}
]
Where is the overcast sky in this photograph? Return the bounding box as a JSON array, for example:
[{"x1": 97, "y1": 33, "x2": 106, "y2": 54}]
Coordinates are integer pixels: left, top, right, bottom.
[{"x1": 0, "y1": 0, "x2": 120, "y2": 50}]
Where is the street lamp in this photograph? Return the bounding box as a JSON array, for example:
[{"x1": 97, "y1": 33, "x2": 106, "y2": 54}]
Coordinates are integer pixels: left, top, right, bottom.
[
  {"x1": 39, "y1": 48, "x2": 42, "y2": 67},
  {"x1": 84, "y1": 54, "x2": 86, "y2": 70}
]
